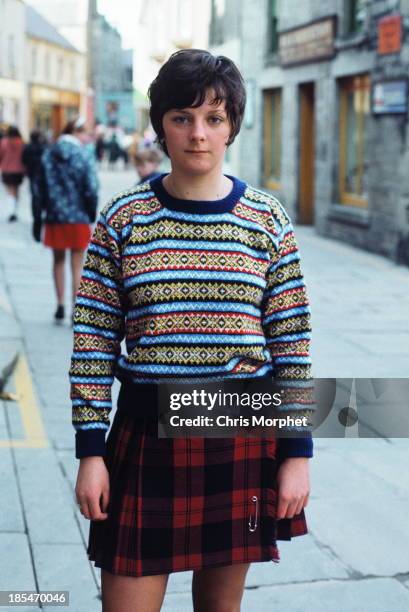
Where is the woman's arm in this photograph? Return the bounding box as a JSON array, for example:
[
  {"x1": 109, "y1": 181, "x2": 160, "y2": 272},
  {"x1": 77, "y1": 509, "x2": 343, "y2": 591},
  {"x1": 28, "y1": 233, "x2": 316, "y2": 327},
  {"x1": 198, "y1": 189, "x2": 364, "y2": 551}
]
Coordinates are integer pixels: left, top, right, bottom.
[
  {"x1": 262, "y1": 217, "x2": 313, "y2": 439},
  {"x1": 261, "y1": 213, "x2": 313, "y2": 518},
  {"x1": 69, "y1": 210, "x2": 125, "y2": 459}
]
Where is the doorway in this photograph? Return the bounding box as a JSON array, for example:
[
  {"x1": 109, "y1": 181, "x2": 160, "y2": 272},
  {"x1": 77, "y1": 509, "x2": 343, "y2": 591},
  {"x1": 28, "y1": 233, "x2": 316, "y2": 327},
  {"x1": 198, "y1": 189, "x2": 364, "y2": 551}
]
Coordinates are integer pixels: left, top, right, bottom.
[{"x1": 298, "y1": 82, "x2": 315, "y2": 224}]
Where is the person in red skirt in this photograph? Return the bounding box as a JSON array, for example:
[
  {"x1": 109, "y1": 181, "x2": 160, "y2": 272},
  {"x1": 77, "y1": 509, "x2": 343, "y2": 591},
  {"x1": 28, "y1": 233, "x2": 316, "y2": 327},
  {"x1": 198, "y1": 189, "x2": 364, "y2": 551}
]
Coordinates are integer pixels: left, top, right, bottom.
[
  {"x1": 71, "y1": 50, "x2": 313, "y2": 611},
  {"x1": 34, "y1": 118, "x2": 98, "y2": 323},
  {"x1": 0, "y1": 125, "x2": 26, "y2": 222}
]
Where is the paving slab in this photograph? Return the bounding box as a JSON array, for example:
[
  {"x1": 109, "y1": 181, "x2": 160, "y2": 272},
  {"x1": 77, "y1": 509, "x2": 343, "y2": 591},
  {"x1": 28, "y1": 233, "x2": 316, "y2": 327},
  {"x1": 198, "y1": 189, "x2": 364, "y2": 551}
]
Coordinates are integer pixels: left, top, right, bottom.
[
  {"x1": 33, "y1": 543, "x2": 100, "y2": 612},
  {"x1": 0, "y1": 533, "x2": 37, "y2": 591},
  {"x1": 245, "y1": 536, "x2": 349, "y2": 585},
  {"x1": 241, "y1": 577, "x2": 409, "y2": 611},
  {"x1": 11, "y1": 449, "x2": 82, "y2": 545},
  {"x1": 0, "y1": 447, "x2": 25, "y2": 532},
  {"x1": 308, "y1": 496, "x2": 409, "y2": 576}
]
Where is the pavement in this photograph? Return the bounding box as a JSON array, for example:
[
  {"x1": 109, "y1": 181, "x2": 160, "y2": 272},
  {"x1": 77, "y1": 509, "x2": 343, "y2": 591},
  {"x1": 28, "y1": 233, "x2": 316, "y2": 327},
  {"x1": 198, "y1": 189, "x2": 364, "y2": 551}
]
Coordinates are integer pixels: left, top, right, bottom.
[{"x1": 0, "y1": 168, "x2": 409, "y2": 611}]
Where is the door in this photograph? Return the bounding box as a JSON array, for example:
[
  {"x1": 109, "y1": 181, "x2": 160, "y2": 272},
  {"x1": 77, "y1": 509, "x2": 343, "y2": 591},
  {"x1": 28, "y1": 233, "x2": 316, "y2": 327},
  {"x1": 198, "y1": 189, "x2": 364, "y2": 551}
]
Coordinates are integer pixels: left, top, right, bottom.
[{"x1": 298, "y1": 82, "x2": 315, "y2": 225}]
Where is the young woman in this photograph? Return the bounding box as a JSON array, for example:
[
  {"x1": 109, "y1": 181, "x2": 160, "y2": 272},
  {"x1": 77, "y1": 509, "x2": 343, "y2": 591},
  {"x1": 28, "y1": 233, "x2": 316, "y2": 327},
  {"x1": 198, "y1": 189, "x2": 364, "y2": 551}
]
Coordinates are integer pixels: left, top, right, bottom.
[
  {"x1": 35, "y1": 118, "x2": 98, "y2": 323},
  {"x1": 70, "y1": 50, "x2": 313, "y2": 612},
  {"x1": 0, "y1": 125, "x2": 25, "y2": 222}
]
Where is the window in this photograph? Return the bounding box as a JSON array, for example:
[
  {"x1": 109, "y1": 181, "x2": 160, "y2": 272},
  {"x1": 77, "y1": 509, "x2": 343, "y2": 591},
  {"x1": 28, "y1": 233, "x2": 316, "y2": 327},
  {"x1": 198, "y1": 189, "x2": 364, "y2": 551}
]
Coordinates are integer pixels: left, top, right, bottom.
[
  {"x1": 70, "y1": 60, "x2": 76, "y2": 87},
  {"x1": 44, "y1": 52, "x2": 50, "y2": 80},
  {"x1": 263, "y1": 89, "x2": 282, "y2": 188},
  {"x1": 8, "y1": 34, "x2": 15, "y2": 77},
  {"x1": 345, "y1": 0, "x2": 366, "y2": 35},
  {"x1": 338, "y1": 74, "x2": 370, "y2": 207},
  {"x1": 31, "y1": 48, "x2": 37, "y2": 76},
  {"x1": 58, "y1": 56, "x2": 64, "y2": 81},
  {"x1": 267, "y1": 0, "x2": 279, "y2": 54}
]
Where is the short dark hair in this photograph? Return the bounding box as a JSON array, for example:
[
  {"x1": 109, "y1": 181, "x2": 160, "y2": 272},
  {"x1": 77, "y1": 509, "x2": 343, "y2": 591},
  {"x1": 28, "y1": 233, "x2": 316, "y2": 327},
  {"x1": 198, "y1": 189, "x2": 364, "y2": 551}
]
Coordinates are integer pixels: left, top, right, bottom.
[
  {"x1": 61, "y1": 117, "x2": 85, "y2": 136},
  {"x1": 148, "y1": 49, "x2": 246, "y2": 156},
  {"x1": 7, "y1": 125, "x2": 21, "y2": 139}
]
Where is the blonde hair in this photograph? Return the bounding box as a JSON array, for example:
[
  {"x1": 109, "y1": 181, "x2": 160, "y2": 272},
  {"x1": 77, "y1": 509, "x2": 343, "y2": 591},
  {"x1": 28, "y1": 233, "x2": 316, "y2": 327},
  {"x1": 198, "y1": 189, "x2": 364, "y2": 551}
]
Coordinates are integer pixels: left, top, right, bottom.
[{"x1": 133, "y1": 148, "x2": 163, "y2": 165}]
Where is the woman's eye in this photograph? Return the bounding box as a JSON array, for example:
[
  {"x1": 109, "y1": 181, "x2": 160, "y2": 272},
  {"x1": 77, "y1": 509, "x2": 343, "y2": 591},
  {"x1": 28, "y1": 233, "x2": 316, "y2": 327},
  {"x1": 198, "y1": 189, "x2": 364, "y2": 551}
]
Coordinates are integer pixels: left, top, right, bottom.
[
  {"x1": 172, "y1": 116, "x2": 188, "y2": 124},
  {"x1": 209, "y1": 117, "x2": 223, "y2": 124}
]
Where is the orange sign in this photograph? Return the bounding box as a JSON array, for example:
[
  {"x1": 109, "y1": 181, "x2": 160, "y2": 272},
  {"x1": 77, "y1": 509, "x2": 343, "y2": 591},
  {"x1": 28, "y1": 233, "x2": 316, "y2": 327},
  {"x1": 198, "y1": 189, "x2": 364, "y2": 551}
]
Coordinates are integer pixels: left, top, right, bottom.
[{"x1": 378, "y1": 14, "x2": 402, "y2": 55}]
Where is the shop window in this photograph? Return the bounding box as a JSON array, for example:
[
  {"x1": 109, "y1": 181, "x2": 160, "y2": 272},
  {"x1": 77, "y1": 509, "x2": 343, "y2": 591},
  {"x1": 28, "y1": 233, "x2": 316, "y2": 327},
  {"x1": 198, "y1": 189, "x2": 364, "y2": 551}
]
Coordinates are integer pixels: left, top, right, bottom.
[
  {"x1": 344, "y1": 0, "x2": 366, "y2": 35},
  {"x1": 263, "y1": 89, "x2": 282, "y2": 189},
  {"x1": 338, "y1": 74, "x2": 370, "y2": 207},
  {"x1": 267, "y1": 0, "x2": 278, "y2": 54}
]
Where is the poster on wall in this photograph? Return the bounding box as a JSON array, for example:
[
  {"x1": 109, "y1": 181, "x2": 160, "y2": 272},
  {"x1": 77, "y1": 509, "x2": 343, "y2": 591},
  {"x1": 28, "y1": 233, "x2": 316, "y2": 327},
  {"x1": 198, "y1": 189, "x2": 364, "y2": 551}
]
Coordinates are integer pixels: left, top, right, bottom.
[{"x1": 372, "y1": 80, "x2": 407, "y2": 114}]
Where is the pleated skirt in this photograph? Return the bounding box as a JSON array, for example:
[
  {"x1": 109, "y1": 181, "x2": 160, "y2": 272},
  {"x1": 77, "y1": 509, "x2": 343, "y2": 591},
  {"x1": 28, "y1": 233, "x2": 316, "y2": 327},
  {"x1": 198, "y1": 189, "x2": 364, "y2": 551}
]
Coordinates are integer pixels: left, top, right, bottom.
[{"x1": 87, "y1": 407, "x2": 308, "y2": 577}]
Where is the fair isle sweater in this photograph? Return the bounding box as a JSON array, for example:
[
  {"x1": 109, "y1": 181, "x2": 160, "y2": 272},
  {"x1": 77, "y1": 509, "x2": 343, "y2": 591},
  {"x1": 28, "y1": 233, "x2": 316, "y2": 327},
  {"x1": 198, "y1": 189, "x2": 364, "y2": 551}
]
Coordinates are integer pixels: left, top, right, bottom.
[{"x1": 70, "y1": 174, "x2": 313, "y2": 459}]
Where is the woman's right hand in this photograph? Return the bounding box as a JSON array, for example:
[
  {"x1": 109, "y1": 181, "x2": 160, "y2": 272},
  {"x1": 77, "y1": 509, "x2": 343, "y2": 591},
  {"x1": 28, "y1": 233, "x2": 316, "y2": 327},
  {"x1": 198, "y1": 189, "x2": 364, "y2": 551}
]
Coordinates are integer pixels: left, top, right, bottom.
[{"x1": 75, "y1": 456, "x2": 110, "y2": 521}]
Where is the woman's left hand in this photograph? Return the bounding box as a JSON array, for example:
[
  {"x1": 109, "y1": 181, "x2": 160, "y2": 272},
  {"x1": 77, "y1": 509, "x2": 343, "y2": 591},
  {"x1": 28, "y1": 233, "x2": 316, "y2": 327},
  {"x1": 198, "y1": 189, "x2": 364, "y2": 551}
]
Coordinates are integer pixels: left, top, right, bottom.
[{"x1": 276, "y1": 457, "x2": 310, "y2": 519}]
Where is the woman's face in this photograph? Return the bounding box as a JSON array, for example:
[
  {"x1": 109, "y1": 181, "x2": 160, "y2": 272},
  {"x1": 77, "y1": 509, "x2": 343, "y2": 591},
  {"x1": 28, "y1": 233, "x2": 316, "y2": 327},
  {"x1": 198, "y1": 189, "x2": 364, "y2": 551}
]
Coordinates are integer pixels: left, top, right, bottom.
[{"x1": 161, "y1": 91, "x2": 231, "y2": 176}]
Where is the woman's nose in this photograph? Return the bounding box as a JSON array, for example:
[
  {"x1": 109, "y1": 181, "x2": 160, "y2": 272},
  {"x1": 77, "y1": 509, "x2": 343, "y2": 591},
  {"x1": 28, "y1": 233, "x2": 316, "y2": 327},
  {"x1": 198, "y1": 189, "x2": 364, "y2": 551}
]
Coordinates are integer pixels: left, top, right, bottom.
[{"x1": 189, "y1": 120, "x2": 206, "y2": 141}]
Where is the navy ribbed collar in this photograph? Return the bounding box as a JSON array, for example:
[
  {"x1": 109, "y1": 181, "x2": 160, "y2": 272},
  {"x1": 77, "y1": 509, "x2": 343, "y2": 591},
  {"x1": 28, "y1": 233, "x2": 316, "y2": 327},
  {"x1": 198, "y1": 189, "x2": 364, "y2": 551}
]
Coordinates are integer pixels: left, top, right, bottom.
[{"x1": 150, "y1": 173, "x2": 246, "y2": 214}]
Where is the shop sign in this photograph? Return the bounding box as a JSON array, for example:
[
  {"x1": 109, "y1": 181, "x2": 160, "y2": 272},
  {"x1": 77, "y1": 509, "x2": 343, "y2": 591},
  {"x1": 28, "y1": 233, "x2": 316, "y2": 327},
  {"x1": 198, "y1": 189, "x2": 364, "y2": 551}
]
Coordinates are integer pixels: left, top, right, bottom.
[
  {"x1": 279, "y1": 16, "x2": 336, "y2": 67},
  {"x1": 378, "y1": 14, "x2": 402, "y2": 54},
  {"x1": 31, "y1": 86, "x2": 80, "y2": 107},
  {"x1": 372, "y1": 80, "x2": 407, "y2": 114}
]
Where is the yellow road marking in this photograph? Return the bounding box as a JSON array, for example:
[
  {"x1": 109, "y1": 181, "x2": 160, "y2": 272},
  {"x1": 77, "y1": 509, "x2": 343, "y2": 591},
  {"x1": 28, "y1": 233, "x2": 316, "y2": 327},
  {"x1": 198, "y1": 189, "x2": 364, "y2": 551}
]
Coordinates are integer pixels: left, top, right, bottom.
[{"x1": 0, "y1": 353, "x2": 48, "y2": 448}]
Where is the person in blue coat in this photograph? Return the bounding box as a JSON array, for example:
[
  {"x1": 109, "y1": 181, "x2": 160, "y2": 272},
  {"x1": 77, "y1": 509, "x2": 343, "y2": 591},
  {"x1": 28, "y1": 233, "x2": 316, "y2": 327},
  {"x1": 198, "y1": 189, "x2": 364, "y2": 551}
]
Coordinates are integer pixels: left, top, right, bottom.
[{"x1": 34, "y1": 117, "x2": 99, "y2": 323}]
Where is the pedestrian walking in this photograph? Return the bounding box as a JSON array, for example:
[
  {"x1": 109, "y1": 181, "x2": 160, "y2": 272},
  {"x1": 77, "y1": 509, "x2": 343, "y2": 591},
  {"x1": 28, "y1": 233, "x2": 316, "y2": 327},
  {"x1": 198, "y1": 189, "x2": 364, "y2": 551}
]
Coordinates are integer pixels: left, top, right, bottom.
[
  {"x1": 22, "y1": 130, "x2": 47, "y2": 221},
  {"x1": 34, "y1": 117, "x2": 98, "y2": 323},
  {"x1": 106, "y1": 131, "x2": 121, "y2": 170},
  {"x1": 70, "y1": 49, "x2": 313, "y2": 612},
  {"x1": 132, "y1": 147, "x2": 163, "y2": 185},
  {"x1": 0, "y1": 125, "x2": 26, "y2": 222}
]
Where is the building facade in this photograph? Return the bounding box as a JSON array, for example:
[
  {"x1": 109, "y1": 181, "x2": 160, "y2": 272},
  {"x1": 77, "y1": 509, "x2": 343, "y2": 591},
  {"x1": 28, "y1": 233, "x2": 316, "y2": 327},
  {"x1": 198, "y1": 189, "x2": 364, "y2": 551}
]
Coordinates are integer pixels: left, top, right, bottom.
[
  {"x1": 26, "y1": 5, "x2": 86, "y2": 138},
  {"x1": 88, "y1": 5, "x2": 135, "y2": 131},
  {"x1": 210, "y1": 0, "x2": 409, "y2": 263},
  {"x1": 26, "y1": 0, "x2": 89, "y2": 52},
  {"x1": 134, "y1": 0, "x2": 211, "y2": 133},
  {"x1": 0, "y1": 0, "x2": 27, "y2": 135}
]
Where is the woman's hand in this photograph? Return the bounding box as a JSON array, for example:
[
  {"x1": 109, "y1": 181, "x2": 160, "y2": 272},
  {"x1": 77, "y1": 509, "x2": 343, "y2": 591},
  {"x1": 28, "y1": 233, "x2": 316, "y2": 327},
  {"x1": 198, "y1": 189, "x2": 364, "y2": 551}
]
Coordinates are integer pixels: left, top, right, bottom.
[
  {"x1": 276, "y1": 457, "x2": 310, "y2": 519},
  {"x1": 75, "y1": 456, "x2": 110, "y2": 521}
]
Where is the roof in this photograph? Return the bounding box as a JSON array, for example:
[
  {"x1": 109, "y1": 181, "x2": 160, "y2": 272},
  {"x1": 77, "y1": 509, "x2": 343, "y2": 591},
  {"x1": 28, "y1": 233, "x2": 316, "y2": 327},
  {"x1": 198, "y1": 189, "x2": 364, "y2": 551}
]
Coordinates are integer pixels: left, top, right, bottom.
[{"x1": 25, "y1": 5, "x2": 80, "y2": 52}]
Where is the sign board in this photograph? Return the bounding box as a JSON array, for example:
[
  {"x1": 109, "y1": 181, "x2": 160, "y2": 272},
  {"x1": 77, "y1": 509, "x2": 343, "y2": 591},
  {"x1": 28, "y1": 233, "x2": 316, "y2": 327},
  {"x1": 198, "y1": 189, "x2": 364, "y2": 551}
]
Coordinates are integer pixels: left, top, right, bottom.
[
  {"x1": 378, "y1": 14, "x2": 402, "y2": 54},
  {"x1": 372, "y1": 80, "x2": 407, "y2": 114},
  {"x1": 279, "y1": 16, "x2": 336, "y2": 67}
]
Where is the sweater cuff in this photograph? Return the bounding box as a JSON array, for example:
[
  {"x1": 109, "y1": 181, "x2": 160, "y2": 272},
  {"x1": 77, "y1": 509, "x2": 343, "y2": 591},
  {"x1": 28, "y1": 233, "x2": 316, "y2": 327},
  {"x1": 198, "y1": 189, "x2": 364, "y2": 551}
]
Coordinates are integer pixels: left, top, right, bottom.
[
  {"x1": 277, "y1": 435, "x2": 313, "y2": 461},
  {"x1": 75, "y1": 429, "x2": 106, "y2": 459}
]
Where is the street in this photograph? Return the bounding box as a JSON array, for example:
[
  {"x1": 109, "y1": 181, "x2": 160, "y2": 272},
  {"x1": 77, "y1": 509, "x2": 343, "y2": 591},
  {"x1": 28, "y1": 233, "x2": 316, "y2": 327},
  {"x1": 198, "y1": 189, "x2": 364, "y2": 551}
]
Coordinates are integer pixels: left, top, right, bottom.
[{"x1": 1, "y1": 169, "x2": 409, "y2": 611}]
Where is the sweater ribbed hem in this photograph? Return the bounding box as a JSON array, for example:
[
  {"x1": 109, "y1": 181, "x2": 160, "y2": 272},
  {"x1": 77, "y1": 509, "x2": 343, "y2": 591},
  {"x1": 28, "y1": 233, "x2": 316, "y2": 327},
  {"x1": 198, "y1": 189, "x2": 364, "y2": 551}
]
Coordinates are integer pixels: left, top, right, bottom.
[
  {"x1": 76, "y1": 429, "x2": 106, "y2": 459},
  {"x1": 277, "y1": 435, "x2": 313, "y2": 461}
]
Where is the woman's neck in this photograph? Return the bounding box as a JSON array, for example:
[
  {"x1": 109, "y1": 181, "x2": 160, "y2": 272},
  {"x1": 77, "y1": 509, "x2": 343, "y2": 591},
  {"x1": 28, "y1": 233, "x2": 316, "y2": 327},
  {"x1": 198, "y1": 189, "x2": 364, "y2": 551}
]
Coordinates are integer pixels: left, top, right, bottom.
[{"x1": 163, "y1": 168, "x2": 232, "y2": 201}]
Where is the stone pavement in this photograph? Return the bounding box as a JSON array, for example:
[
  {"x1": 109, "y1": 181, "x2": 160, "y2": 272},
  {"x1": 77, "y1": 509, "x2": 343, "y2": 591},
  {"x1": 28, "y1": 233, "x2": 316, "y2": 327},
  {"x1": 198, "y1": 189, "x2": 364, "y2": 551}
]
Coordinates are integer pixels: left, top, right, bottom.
[{"x1": 0, "y1": 170, "x2": 409, "y2": 611}]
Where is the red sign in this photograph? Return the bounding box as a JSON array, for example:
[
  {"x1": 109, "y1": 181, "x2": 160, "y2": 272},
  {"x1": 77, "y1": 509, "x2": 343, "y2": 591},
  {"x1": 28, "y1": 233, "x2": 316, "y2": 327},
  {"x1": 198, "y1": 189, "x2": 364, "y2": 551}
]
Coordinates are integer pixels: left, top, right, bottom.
[{"x1": 378, "y1": 14, "x2": 402, "y2": 55}]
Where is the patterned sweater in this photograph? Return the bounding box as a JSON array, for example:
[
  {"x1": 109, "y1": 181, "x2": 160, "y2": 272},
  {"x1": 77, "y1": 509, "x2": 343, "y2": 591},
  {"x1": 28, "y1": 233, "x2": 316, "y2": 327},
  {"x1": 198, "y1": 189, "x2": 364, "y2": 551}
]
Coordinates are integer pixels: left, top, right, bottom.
[{"x1": 70, "y1": 175, "x2": 313, "y2": 458}]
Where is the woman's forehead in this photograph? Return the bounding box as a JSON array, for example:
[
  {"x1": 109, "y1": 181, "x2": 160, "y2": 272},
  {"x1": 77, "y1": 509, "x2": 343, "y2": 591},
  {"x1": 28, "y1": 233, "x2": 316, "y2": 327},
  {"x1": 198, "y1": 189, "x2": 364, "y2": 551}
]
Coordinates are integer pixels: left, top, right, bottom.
[{"x1": 173, "y1": 97, "x2": 227, "y2": 113}]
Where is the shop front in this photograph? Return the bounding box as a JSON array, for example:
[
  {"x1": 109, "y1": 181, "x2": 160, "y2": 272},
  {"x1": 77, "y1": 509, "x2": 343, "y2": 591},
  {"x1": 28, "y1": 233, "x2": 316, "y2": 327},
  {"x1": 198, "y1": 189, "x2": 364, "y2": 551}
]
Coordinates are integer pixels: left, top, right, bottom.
[{"x1": 30, "y1": 86, "x2": 81, "y2": 138}]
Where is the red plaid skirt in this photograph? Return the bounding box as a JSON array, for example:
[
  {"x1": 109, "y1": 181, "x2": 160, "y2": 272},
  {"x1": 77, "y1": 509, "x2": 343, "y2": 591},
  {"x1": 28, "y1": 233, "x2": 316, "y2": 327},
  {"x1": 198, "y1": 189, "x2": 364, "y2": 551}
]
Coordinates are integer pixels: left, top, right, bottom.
[{"x1": 87, "y1": 409, "x2": 308, "y2": 577}]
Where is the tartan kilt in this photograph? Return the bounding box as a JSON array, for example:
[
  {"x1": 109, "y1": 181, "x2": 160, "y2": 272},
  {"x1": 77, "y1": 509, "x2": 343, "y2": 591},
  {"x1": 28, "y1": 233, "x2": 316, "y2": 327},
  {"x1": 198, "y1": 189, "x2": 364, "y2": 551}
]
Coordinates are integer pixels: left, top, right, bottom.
[{"x1": 87, "y1": 407, "x2": 308, "y2": 577}]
